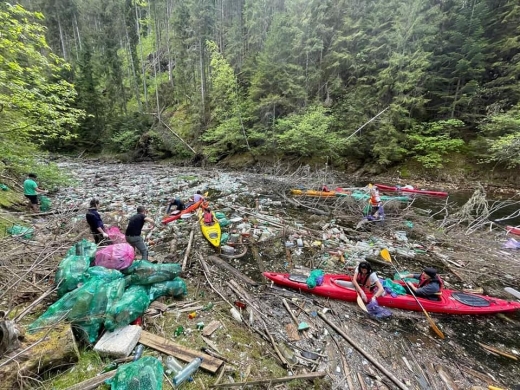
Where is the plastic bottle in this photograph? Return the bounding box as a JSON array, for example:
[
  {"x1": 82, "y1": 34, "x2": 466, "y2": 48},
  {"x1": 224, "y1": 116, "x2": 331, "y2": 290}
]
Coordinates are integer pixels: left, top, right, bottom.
[
  {"x1": 230, "y1": 307, "x2": 242, "y2": 323},
  {"x1": 173, "y1": 357, "x2": 203, "y2": 386},
  {"x1": 133, "y1": 344, "x2": 144, "y2": 361},
  {"x1": 165, "y1": 356, "x2": 184, "y2": 374}
]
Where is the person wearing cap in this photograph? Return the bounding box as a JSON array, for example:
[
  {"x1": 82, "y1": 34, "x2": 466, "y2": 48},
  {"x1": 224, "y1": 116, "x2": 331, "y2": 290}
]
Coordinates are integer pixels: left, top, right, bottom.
[
  {"x1": 86, "y1": 198, "x2": 109, "y2": 244},
  {"x1": 402, "y1": 267, "x2": 444, "y2": 301},
  {"x1": 125, "y1": 206, "x2": 155, "y2": 260},
  {"x1": 23, "y1": 173, "x2": 47, "y2": 213},
  {"x1": 351, "y1": 261, "x2": 385, "y2": 303}
]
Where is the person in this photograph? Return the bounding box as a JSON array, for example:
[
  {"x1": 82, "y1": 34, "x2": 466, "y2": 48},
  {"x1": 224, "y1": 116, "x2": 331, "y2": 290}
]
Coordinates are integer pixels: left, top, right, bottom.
[
  {"x1": 351, "y1": 261, "x2": 384, "y2": 303},
  {"x1": 321, "y1": 184, "x2": 330, "y2": 192},
  {"x1": 125, "y1": 206, "x2": 155, "y2": 260},
  {"x1": 203, "y1": 207, "x2": 214, "y2": 225},
  {"x1": 23, "y1": 173, "x2": 46, "y2": 213},
  {"x1": 192, "y1": 190, "x2": 205, "y2": 203},
  {"x1": 402, "y1": 267, "x2": 443, "y2": 301},
  {"x1": 166, "y1": 197, "x2": 185, "y2": 214},
  {"x1": 369, "y1": 186, "x2": 382, "y2": 219},
  {"x1": 86, "y1": 199, "x2": 109, "y2": 244}
]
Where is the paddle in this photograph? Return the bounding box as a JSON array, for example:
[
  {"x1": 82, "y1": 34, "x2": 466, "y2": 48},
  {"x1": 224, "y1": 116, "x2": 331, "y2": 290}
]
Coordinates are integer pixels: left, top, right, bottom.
[
  {"x1": 380, "y1": 248, "x2": 445, "y2": 339},
  {"x1": 504, "y1": 287, "x2": 520, "y2": 300},
  {"x1": 357, "y1": 294, "x2": 368, "y2": 312}
]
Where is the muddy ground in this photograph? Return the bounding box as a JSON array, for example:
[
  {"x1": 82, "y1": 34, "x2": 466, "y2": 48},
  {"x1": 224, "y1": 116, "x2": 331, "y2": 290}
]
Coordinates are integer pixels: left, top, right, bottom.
[{"x1": 1, "y1": 159, "x2": 520, "y2": 390}]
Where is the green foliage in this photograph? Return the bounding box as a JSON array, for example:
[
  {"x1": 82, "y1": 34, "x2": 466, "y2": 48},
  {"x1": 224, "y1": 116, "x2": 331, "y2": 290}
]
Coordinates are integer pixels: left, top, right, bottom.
[
  {"x1": 273, "y1": 105, "x2": 338, "y2": 158},
  {"x1": 478, "y1": 104, "x2": 520, "y2": 168},
  {"x1": 406, "y1": 119, "x2": 465, "y2": 169}
]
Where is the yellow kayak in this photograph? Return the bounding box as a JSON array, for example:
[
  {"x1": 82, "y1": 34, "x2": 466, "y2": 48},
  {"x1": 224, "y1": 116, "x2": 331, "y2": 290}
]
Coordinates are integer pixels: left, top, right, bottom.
[
  {"x1": 198, "y1": 208, "x2": 221, "y2": 248},
  {"x1": 290, "y1": 189, "x2": 336, "y2": 197}
]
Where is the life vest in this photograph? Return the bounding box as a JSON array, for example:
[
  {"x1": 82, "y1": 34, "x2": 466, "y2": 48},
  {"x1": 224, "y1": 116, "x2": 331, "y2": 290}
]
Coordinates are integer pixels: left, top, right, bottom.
[
  {"x1": 370, "y1": 191, "x2": 381, "y2": 206},
  {"x1": 203, "y1": 211, "x2": 213, "y2": 224},
  {"x1": 418, "y1": 274, "x2": 444, "y2": 295},
  {"x1": 357, "y1": 272, "x2": 374, "y2": 289}
]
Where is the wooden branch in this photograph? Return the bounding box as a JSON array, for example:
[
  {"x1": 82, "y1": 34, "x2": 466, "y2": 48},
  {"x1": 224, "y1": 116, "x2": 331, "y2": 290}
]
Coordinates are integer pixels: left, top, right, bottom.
[
  {"x1": 64, "y1": 371, "x2": 116, "y2": 390},
  {"x1": 156, "y1": 116, "x2": 197, "y2": 154},
  {"x1": 208, "y1": 255, "x2": 258, "y2": 286},
  {"x1": 209, "y1": 371, "x2": 326, "y2": 388},
  {"x1": 318, "y1": 312, "x2": 410, "y2": 390},
  {"x1": 181, "y1": 224, "x2": 196, "y2": 271}
]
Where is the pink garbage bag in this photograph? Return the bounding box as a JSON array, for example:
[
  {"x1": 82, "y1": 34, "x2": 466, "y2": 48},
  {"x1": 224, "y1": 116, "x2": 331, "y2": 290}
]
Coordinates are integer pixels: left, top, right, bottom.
[
  {"x1": 106, "y1": 226, "x2": 126, "y2": 244},
  {"x1": 94, "y1": 243, "x2": 135, "y2": 270}
]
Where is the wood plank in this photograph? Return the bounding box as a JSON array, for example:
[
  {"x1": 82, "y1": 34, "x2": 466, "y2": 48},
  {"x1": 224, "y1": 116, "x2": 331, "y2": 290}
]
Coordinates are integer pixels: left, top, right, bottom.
[
  {"x1": 202, "y1": 320, "x2": 221, "y2": 337},
  {"x1": 285, "y1": 323, "x2": 300, "y2": 341},
  {"x1": 139, "y1": 331, "x2": 223, "y2": 373}
]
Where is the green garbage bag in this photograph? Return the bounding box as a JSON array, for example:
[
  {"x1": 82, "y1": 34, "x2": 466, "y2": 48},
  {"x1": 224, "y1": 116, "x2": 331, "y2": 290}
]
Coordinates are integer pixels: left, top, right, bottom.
[
  {"x1": 105, "y1": 356, "x2": 163, "y2": 390},
  {"x1": 0, "y1": 184, "x2": 8, "y2": 191},
  {"x1": 214, "y1": 211, "x2": 226, "y2": 220},
  {"x1": 105, "y1": 285, "x2": 150, "y2": 331},
  {"x1": 123, "y1": 260, "x2": 182, "y2": 285},
  {"x1": 149, "y1": 277, "x2": 187, "y2": 301},
  {"x1": 7, "y1": 225, "x2": 34, "y2": 239},
  {"x1": 39, "y1": 195, "x2": 51, "y2": 212},
  {"x1": 55, "y1": 254, "x2": 90, "y2": 297}
]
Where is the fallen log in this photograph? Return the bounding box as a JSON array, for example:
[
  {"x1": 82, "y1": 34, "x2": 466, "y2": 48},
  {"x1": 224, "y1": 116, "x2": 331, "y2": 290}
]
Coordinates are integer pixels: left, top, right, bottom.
[
  {"x1": 0, "y1": 323, "x2": 79, "y2": 389},
  {"x1": 181, "y1": 223, "x2": 196, "y2": 271},
  {"x1": 64, "y1": 371, "x2": 116, "y2": 390},
  {"x1": 209, "y1": 371, "x2": 326, "y2": 388},
  {"x1": 207, "y1": 255, "x2": 258, "y2": 286}
]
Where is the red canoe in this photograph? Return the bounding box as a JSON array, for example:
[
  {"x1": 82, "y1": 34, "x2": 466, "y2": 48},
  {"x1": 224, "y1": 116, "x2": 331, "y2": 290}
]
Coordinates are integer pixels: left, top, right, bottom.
[
  {"x1": 507, "y1": 226, "x2": 520, "y2": 236},
  {"x1": 263, "y1": 272, "x2": 520, "y2": 315},
  {"x1": 374, "y1": 184, "x2": 448, "y2": 197},
  {"x1": 161, "y1": 200, "x2": 203, "y2": 224}
]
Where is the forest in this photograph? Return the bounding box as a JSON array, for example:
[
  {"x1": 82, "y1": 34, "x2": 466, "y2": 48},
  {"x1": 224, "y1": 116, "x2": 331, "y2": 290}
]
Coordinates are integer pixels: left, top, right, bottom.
[{"x1": 2, "y1": 0, "x2": 520, "y2": 175}]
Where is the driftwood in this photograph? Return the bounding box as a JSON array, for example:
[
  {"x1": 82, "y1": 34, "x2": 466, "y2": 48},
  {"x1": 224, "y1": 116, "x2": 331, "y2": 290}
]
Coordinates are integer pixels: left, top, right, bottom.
[
  {"x1": 207, "y1": 255, "x2": 258, "y2": 286},
  {"x1": 0, "y1": 324, "x2": 79, "y2": 389},
  {"x1": 181, "y1": 223, "x2": 196, "y2": 270},
  {"x1": 318, "y1": 312, "x2": 410, "y2": 390},
  {"x1": 0, "y1": 320, "x2": 21, "y2": 356},
  {"x1": 209, "y1": 371, "x2": 326, "y2": 388},
  {"x1": 64, "y1": 371, "x2": 116, "y2": 390}
]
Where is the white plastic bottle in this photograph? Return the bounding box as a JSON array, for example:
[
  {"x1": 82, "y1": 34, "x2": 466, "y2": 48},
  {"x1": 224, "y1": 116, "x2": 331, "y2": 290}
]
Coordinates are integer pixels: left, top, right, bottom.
[{"x1": 173, "y1": 357, "x2": 203, "y2": 386}]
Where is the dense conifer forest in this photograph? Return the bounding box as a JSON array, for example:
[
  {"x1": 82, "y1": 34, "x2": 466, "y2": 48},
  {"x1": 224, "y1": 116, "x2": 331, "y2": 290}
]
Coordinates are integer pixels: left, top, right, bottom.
[{"x1": 3, "y1": 1, "x2": 520, "y2": 174}]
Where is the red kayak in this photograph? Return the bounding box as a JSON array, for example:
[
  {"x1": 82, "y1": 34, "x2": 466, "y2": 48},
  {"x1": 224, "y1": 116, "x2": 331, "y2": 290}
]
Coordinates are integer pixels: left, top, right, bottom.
[
  {"x1": 507, "y1": 226, "x2": 520, "y2": 236},
  {"x1": 263, "y1": 272, "x2": 520, "y2": 315},
  {"x1": 375, "y1": 184, "x2": 448, "y2": 197},
  {"x1": 161, "y1": 200, "x2": 203, "y2": 224}
]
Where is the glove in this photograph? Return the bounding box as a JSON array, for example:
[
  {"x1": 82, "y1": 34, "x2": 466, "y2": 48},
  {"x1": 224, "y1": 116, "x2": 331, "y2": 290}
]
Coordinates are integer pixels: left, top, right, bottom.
[{"x1": 102, "y1": 233, "x2": 109, "y2": 239}]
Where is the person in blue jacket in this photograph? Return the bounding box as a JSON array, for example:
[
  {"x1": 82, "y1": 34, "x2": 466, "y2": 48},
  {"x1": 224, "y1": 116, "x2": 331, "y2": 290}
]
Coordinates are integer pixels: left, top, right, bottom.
[{"x1": 86, "y1": 198, "x2": 109, "y2": 244}]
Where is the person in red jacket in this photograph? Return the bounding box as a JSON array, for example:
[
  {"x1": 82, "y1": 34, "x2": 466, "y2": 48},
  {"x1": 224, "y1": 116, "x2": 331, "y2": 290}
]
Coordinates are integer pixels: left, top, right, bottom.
[{"x1": 403, "y1": 267, "x2": 443, "y2": 301}]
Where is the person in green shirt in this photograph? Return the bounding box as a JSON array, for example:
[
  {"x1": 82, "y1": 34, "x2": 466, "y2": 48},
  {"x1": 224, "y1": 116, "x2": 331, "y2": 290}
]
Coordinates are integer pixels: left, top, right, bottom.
[{"x1": 23, "y1": 173, "x2": 46, "y2": 213}]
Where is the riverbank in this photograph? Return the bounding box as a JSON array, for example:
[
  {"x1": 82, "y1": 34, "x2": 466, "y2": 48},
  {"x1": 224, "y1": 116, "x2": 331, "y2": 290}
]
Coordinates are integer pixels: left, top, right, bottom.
[{"x1": 1, "y1": 159, "x2": 519, "y2": 389}]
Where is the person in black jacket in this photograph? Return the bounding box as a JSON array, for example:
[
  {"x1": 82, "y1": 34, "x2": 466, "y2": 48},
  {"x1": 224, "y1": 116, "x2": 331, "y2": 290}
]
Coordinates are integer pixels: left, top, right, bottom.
[
  {"x1": 86, "y1": 199, "x2": 109, "y2": 244},
  {"x1": 125, "y1": 206, "x2": 155, "y2": 260}
]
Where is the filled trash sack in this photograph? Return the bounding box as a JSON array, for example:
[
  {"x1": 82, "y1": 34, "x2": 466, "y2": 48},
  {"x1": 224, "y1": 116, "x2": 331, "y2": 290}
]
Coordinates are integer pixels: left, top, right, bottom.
[
  {"x1": 306, "y1": 269, "x2": 324, "y2": 289},
  {"x1": 7, "y1": 225, "x2": 34, "y2": 239},
  {"x1": 367, "y1": 300, "x2": 392, "y2": 319},
  {"x1": 149, "y1": 277, "x2": 187, "y2": 301},
  {"x1": 122, "y1": 260, "x2": 182, "y2": 285},
  {"x1": 106, "y1": 226, "x2": 127, "y2": 244},
  {"x1": 39, "y1": 195, "x2": 52, "y2": 211},
  {"x1": 94, "y1": 243, "x2": 135, "y2": 270},
  {"x1": 105, "y1": 285, "x2": 150, "y2": 332},
  {"x1": 105, "y1": 356, "x2": 163, "y2": 390},
  {"x1": 55, "y1": 240, "x2": 98, "y2": 298}
]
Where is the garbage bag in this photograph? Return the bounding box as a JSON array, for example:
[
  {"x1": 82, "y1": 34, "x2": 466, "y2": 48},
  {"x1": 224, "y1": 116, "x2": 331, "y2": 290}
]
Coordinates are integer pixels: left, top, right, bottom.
[
  {"x1": 7, "y1": 225, "x2": 34, "y2": 239},
  {"x1": 383, "y1": 278, "x2": 407, "y2": 296},
  {"x1": 66, "y1": 239, "x2": 98, "y2": 261},
  {"x1": 149, "y1": 277, "x2": 187, "y2": 301},
  {"x1": 94, "y1": 243, "x2": 135, "y2": 270},
  {"x1": 105, "y1": 285, "x2": 150, "y2": 331},
  {"x1": 367, "y1": 300, "x2": 392, "y2": 319},
  {"x1": 106, "y1": 226, "x2": 127, "y2": 244},
  {"x1": 122, "y1": 260, "x2": 181, "y2": 285},
  {"x1": 105, "y1": 356, "x2": 163, "y2": 390},
  {"x1": 55, "y1": 254, "x2": 90, "y2": 298},
  {"x1": 306, "y1": 269, "x2": 324, "y2": 289},
  {"x1": 39, "y1": 195, "x2": 51, "y2": 212},
  {"x1": 504, "y1": 238, "x2": 520, "y2": 249}
]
